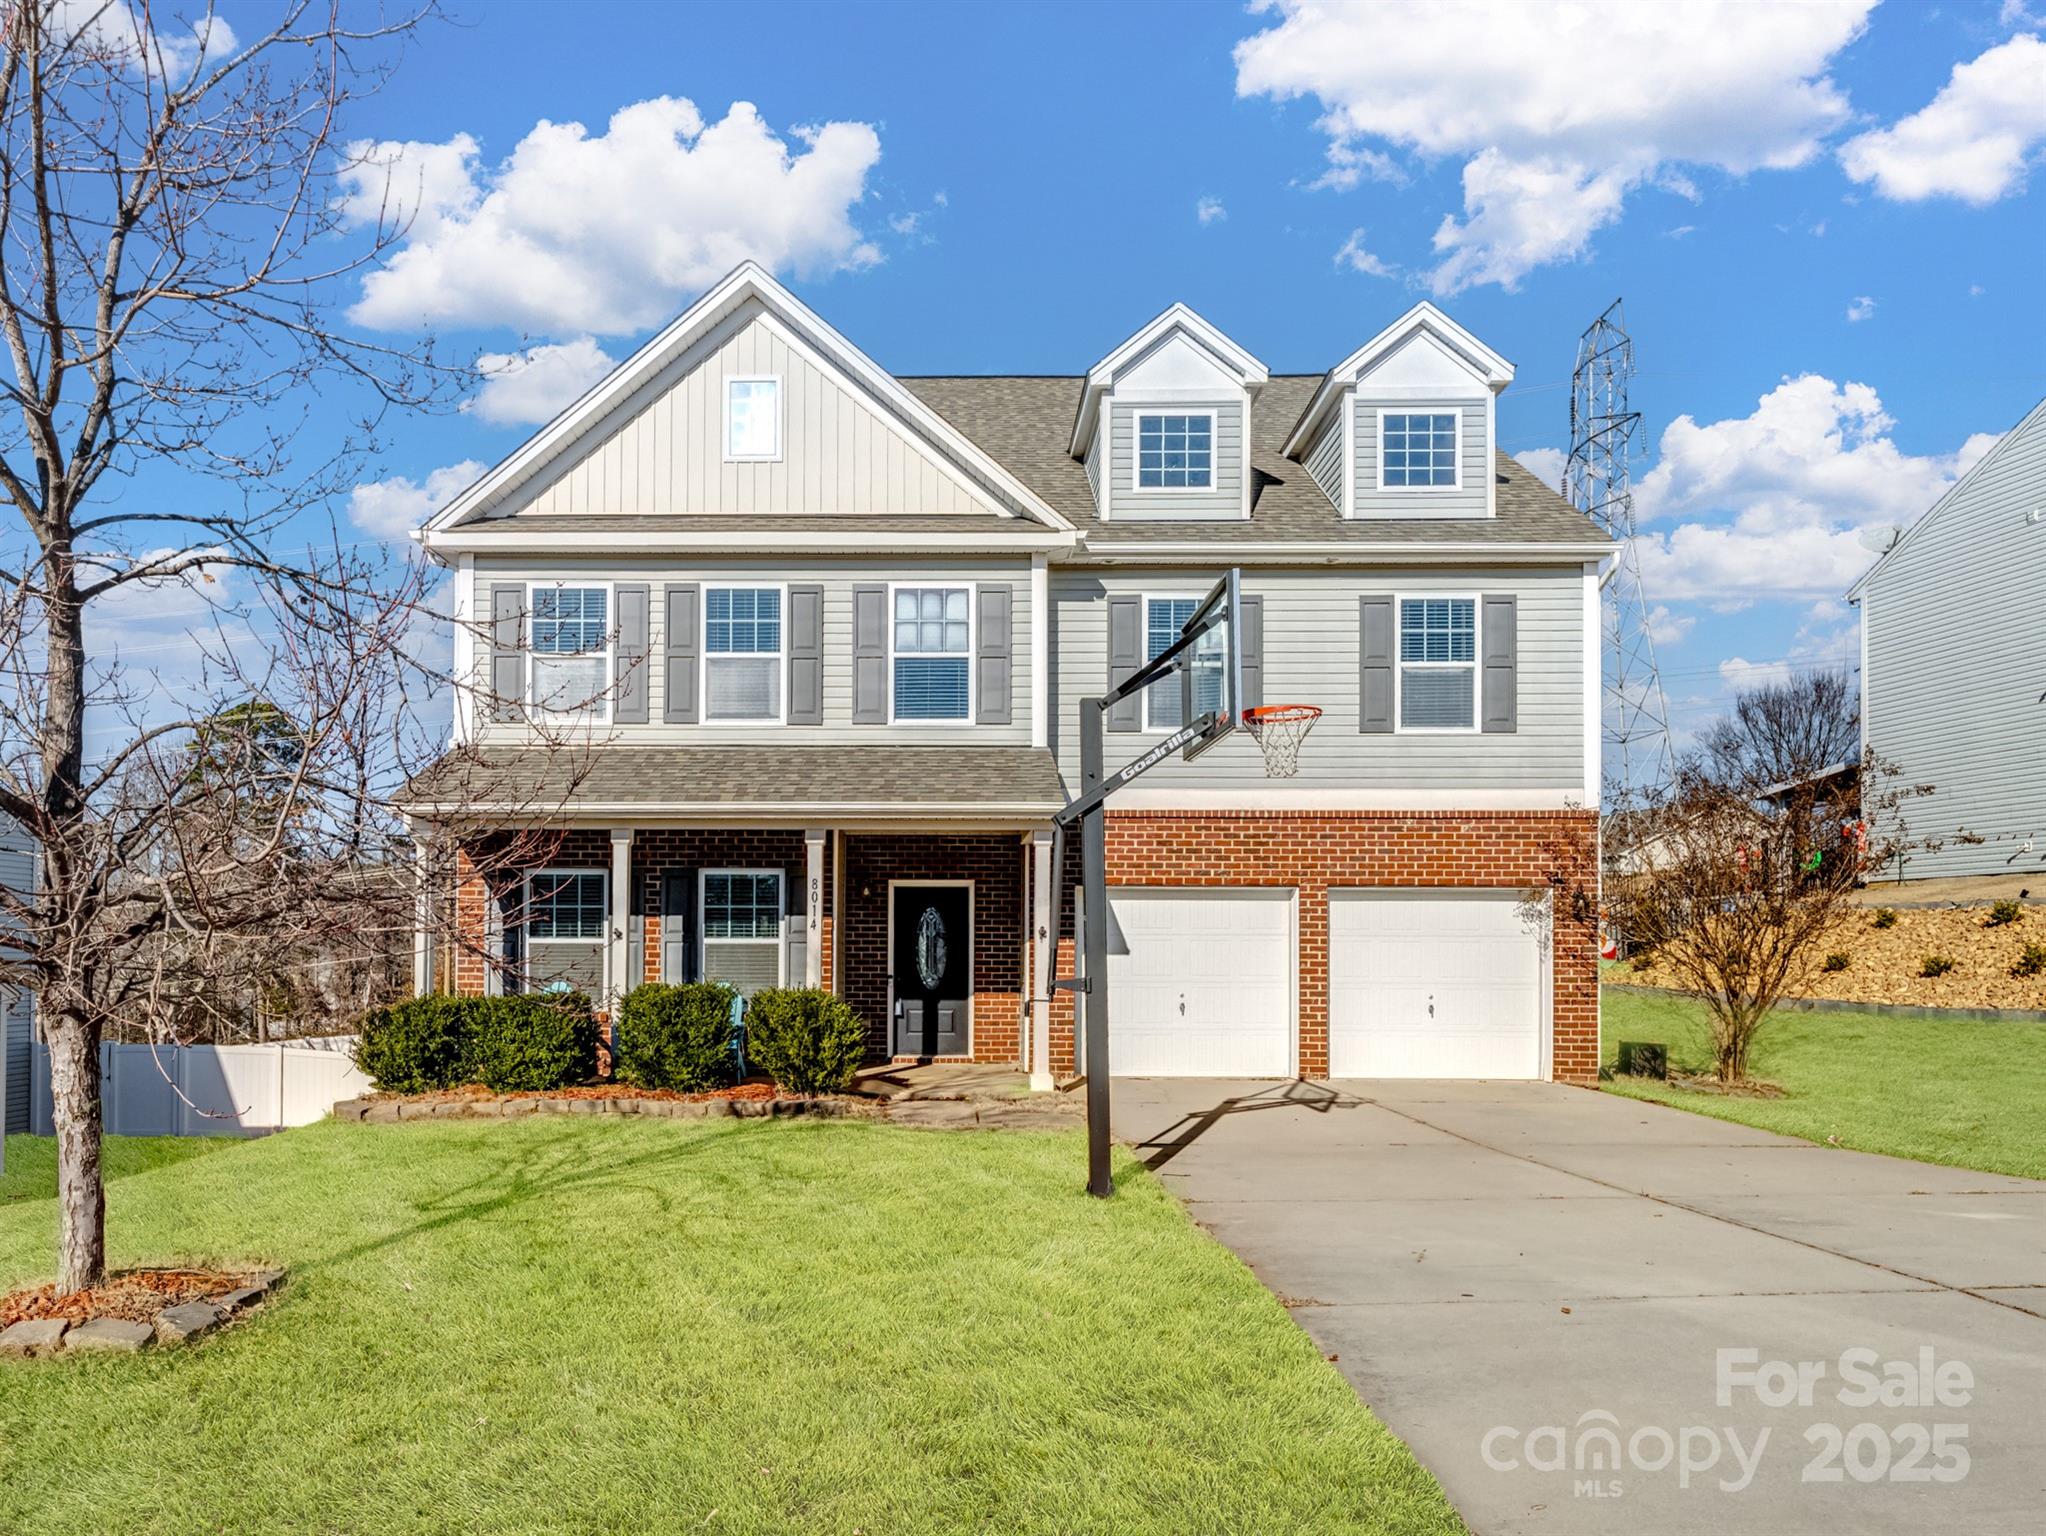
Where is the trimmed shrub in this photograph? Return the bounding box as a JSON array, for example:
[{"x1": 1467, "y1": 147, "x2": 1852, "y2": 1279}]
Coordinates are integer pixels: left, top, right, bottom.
[
  {"x1": 1822, "y1": 952, "x2": 1850, "y2": 973},
  {"x1": 355, "y1": 994, "x2": 474, "y2": 1093},
  {"x1": 613, "y1": 983, "x2": 741, "y2": 1092},
  {"x1": 1986, "y1": 899, "x2": 2024, "y2": 928},
  {"x1": 1919, "y1": 955, "x2": 1957, "y2": 979},
  {"x1": 2012, "y1": 943, "x2": 2046, "y2": 979},
  {"x1": 470, "y1": 993, "x2": 598, "y2": 1092},
  {"x1": 1870, "y1": 907, "x2": 1898, "y2": 929},
  {"x1": 745, "y1": 988, "x2": 867, "y2": 1095}
]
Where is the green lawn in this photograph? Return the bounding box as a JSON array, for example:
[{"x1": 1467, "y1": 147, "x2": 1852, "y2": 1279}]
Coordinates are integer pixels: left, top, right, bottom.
[
  {"x1": 1602, "y1": 986, "x2": 2046, "y2": 1179},
  {"x1": 3, "y1": 1133, "x2": 231, "y2": 1205},
  {"x1": 0, "y1": 1117, "x2": 1461, "y2": 1536}
]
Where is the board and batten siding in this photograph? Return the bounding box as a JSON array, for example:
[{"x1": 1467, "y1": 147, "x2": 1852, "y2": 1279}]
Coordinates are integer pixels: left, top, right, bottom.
[
  {"x1": 1049, "y1": 566, "x2": 1585, "y2": 796},
  {"x1": 1861, "y1": 399, "x2": 2046, "y2": 880},
  {"x1": 1104, "y1": 399, "x2": 1244, "y2": 520},
  {"x1": 1352, "y1": 397, "x2": 1488, "y2": 519},
  {"x1": 474, "y1": 558, "x2": 1034, "y2": 748},
  {"x1": 1304, "y1": 412, "x2": 1344, "y2": 509},
  {"x1": 499, "y1": 303, "x2": 1003, "y2": 520}
]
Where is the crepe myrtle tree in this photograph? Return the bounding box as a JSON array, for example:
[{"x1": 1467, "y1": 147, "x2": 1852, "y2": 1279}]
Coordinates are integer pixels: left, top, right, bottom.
[{"x1": 0, "y1": 1, "x2": 611, "y2": 1294}]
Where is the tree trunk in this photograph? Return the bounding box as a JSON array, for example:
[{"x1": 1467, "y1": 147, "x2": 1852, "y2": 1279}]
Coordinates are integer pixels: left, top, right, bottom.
[{"x1": 48, "y1": 1009, "x2": 106, "y2": 1293}]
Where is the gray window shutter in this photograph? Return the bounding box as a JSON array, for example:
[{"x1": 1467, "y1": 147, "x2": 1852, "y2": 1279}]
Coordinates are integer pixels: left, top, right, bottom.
[
  {"x1": 614, "y1": 583, "x2": 649, "y2": 724},
  {"x1": 1238, "y1": 594, "x2": 1264, "y2": 712},
  {"x1": 625, "y1": 873, "x2": 645, "y2": 993},
  {"x1": 787, "y1": 584, "x2": 824, "y2": 725},
  {"x1": 489, "y1": 584, "x2": 525, "y2": 722},
  {"x1": 1107, "y1": 594, "x2": 1142, "y2": 733},
  {"x1": 783, "y1": 872, "x2": 807, "y2": 991},
  {"x1": 977, "y1": 585, "x2": 1013, "y2": 726},
  {"x1": 1359, "y1": 594, "x2": 1395, "y2": 734},
  {"x1": 1482, "y1": 593, "x2": 1517, "y2": 734},
  {"x1": 663, "y1": 584, "x2": 699, "y2": 724},
  {"x1": 492, "y1": 880, "x2": 525, "y2": 996},
  {"x1": 659, "y1": 869, "x2": 694, "y2": 983},
  {"x1": 852, "y1": 584, "x2": 887, "y2": 724}
]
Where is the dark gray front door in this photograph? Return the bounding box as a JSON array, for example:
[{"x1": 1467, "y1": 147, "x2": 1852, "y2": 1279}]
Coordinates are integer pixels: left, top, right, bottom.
[{"x1": 893, "y1": 885, "x2": 969, "y2": 1057}]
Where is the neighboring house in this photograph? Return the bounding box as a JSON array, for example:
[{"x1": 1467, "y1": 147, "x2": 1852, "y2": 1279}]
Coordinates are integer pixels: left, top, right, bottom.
[
  {"x1": 1850, "y1": 395, "x2": 2046, "y2": 882},
  {"x1": 1, "y1": 818, "x2": 33, "y2": 1134},
  {"x1": 405, "y1": 264, "x2": 1611, "y2": 1084}
]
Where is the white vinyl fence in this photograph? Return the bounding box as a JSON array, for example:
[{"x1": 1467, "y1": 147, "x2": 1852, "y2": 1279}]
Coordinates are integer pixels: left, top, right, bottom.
[{"x1": 31, "y1": 1035, "x2": 368, "y2": 1138}]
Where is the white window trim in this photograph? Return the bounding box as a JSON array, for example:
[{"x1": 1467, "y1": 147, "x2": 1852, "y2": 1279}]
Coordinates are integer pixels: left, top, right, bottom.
[
  {"x1": 1140, "y1": 590, "x2": 1215, "y2": 734},
  {"x1": 701, "y1": 580, "x2": 789, "y2": 726},
  {"x1": 1394, "y1": 592, "x2": 1482, "y2": 735},
  {"x1": 1130, "y1": 408, "x2": 1220, "y2": 494},
  {"x1": 886, "y1": 579, "x2": 977, "y2": 727},
  {"x1": 1375, "y1": 407, "x2": 1462, "y2": 493},
  {"x1": 699, "y1": 867, "x2": 786, "y2": 990},
  {"x1": 527, "y1": 580, "x2": 615, "y2": 723},
  {"x1": 723, "y1": 373, "x2": 783, "y2": 463},
  {"x1": 524, "y1": 868, "x2": 609, "y2": 990},
  {"x1": 886, "y1": 877, "x2": 974, "y2": 1057}
]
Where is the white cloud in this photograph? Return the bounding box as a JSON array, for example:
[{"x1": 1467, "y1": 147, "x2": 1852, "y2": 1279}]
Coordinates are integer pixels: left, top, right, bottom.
[
  {"x1": 349, "y1": 462, "x2": 487, "y2": 541},
  {"x1": 888, "y1": 212, "x2": 923, "y2": 235},
  {"x1": 1235, "y1": 0, "x2": 1872, "y2": 292},
  {"x1": 1333, "y1": 228, "x2": 1397, "y2": 277},
  {"x1": 1630, "y1": 375, "x2": 1998, "y2": 603},
  {"x1": 1718, "y1": 607, "x2": 1859, "y2": 693},
  {"x1": 1646, "y1": 605, "x2": 1696, "y2": 648},
  {"x1": 1846, "y1": 294, "x2": 1876, "y2": 323},
  {"x1": 1513, "y1": 446, "x2": 1568, "y2": 493},
  {"x1": 1197, "y1": 195, "x2": 1228, "y2": 225},
  {"x1": 53, "y1": 1, "x2": 237, "y2": 80},
  {"x1": 1840, "y1": 34, "x2": 2046, "y2": 205},
  {"x1": 466, "y1": 338, "x2": 616, "y2": 427},
  {"x1": 342, "y1": 99, "x2": 883, "y2": 336}
]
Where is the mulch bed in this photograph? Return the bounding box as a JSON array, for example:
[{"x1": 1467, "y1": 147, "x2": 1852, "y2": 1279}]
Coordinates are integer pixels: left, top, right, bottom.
[
  {"x1": 368, "y1": 1081, "x2": 781, "y2": 1105},
  {"x1": 3, "y1": 1268, "x2": 257, "y2": 1329}
]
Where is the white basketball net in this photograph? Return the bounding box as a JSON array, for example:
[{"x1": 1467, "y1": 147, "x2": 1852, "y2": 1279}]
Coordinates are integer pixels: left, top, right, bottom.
[{"x1": 1243, "y1": 705, "x2": 1322, "y2": 778}]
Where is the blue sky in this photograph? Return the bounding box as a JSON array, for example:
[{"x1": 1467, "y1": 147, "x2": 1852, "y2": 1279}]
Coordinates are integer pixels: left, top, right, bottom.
[{"x1": 151, "y1": 0, "x2": 2046, "y2": 745}]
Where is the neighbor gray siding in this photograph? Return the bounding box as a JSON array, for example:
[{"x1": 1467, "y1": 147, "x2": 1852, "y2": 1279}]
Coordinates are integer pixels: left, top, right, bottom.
[
  {"x1": 1304, "y1": 412, "x2": 1344, "y2": 509},
  {"x1": 0, "y1": 825, "x2": 32, "y2": 1134},
  {"x1": 1861, "y1": 398, "x2": 2046, "y2": 880},
  {"x1": 1050, "y1": 565, "x2": 1585, "y2": 795},
  {"x1": 475, "y1": 557, "x2": 1033, "y2": 748},
  {"x1": 1353, "y1": 397, "x2": 1488, "y2": 519},
  {"x1": 1105, "y1": 399, "x2": 1243, "y2": 520}
]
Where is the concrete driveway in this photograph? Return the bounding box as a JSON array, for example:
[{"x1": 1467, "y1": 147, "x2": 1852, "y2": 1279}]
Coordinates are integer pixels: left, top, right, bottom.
[{"x1": 1112, "y1": 1078, "x2": 2046, "y2": 1535}]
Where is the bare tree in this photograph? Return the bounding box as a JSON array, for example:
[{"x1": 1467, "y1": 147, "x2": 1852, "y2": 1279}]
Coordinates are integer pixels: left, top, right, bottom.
[
  {"x1": 1696, "y1": 668, "x2": 1860, "y2": 795},
  {"x1": 0, "y1": 0, "x2": 497, "y2": 1294}
]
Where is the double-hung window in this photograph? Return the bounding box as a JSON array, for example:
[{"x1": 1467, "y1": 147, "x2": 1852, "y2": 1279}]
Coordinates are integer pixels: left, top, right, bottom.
[
  {"x1": 725, "y1": 376, "x2": 781, "y2": 461},
  {"x1": 1380, "y1": 411, "x2": 1459, "y2": 488},
  {"x1": 529, "y1": 585, "x2": 610, "y2": 720},
  {"x1": 700, "y1": 869, "x2": 783, "y2": 997},
  {"x1": 891, "y1": 585, "x2": 971, "y2": 721},
  {"x1": 524, "y1": 870, "x2": 607, "y2": 995},
  {"x1": 1143, "y1": 595, "x2": 1225, "y2": 731},
  {"x1": 704, "y1": 585, "x2": 783, "y2": 722},
  {"x1": 1398, "y1": 597, "x2": 1477, "y2": 730},
  {"x1": 1136, "y1": 412, "x2": 1214, "y2": 490}
]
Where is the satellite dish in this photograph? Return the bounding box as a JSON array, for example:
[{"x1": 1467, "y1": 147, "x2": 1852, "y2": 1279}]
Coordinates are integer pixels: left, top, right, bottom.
[{"x1": 1857, "y1": 524, "x2": 1903, "y2": 554}]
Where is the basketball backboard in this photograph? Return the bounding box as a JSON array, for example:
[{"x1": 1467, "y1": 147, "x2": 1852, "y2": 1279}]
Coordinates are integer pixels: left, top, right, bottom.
[{"x1": 1179, "y1": 567, "x2": 1243, "y2": 761}]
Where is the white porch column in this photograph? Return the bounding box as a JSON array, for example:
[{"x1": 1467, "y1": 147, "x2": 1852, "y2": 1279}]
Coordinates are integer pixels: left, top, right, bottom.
[
  {"x1": 804, "y1": 828, "x2": 827, "y2": 988},
  {"x1": 1029, "y1": 827, "x2": 1055, "y2": 1092},
  {"x1": 411, "y1": 834, "x2": 433, "y2": 997},
  {"x1": 607, "y1": 828, "x2": 633, "y2": 1011}
]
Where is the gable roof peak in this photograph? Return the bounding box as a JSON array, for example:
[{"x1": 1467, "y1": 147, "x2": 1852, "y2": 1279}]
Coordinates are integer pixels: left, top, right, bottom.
[
  {"x1": 1069, "y1": 301, "x2": 1269, "y2": 457},
  {"x1": 1280, "y1": 301, "x2": 1515, "y2": 460}
]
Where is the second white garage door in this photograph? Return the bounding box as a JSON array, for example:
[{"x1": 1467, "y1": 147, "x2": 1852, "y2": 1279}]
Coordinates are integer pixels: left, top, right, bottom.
[
  {"x1": 1328, "y1": 889, "x2": 1545, "y2": 1079},
  {"x1": 1105, "y1": 888, "x2": 1293, "y2": 1077}
]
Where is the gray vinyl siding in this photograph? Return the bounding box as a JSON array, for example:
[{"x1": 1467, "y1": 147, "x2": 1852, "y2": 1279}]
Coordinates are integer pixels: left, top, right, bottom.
[
  {"x1": 1083, "y1": 422, "x2": 1103, "y2": 508},
  {"x1": 1050, "y1": 565, "x2": 1584, "y2": 794},
  {"x1": 1353, "y1": 398, "x2": 1488, "y2": 519},
  {"x1": 1859, "y1": 398, "x2": 2046, "y2": 880},
  {"x1": 476, "y1": 557, "x2": 1033, "y2": 747},
  {"x1": 0, "y1": 825, "x2": 32, "y2": 1134},
  {"x1": 1105, "y1": 400, "x2": 1243, "y2": 520},
  {"x1": 1304, "y1": 413, "x2": 1344, "y2": 509}
]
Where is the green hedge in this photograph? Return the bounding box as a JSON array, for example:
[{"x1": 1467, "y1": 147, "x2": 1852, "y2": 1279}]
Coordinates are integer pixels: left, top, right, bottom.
[
  {"x1": 354, "y1": 993, "x2": 597, "y2": 1094},
  {"x1": 613, "y1": 983, "x2": 740, "y2": 1092},
  {"x1": 744, "y1": 988, "x2": 867, "y2": 1095}
]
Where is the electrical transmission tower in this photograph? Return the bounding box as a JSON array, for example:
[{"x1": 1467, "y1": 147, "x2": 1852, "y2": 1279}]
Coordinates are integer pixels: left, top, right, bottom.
[{"x1": 1568, "y1": 299, "x2": 1672, "y2": 813}]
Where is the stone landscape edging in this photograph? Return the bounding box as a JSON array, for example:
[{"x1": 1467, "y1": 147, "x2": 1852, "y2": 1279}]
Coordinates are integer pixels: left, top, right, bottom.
[
  {"x1": 331, "y1": 1094, "x2": 857, "y2": 1123},
  {"x1": 1604, "y1": 980, "x2": 2046, "y2": 1026},
  {"x1": 0, "y1": 1268, "x2": 283, "y2": 1361}
]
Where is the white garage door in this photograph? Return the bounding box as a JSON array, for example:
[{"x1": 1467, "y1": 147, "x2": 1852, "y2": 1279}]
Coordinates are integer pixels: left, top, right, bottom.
[
  {"x1": 1328, "y1": 890, "x2": 1544, "y2": 1079},
  {"x1": 1105, "y1": 888, "x2": 1293, "y2": 1077}
]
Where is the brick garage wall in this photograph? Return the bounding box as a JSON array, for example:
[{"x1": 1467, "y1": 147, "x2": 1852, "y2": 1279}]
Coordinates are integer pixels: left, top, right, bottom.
[
  {"x1": 1044, "y1": 810, "x2": 1600, "y2": 1084},
  {"x1": 841, "y1": 834, "x2": 1027, "y2": 1065}
]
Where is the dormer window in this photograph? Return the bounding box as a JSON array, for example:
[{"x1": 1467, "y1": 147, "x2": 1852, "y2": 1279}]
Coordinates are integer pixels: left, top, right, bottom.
[
  {"x1": 1380, "y1": 411, "x2": 1459, "y2": 489},
  {"x1": 1136, "y1": 412, "x2": 1214, "y2": 490}
]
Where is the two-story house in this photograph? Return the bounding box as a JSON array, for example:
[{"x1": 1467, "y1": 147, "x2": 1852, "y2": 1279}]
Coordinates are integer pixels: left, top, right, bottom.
[{"x1": 405, "y1": 263, "x2": 1610, "y2": 1085}]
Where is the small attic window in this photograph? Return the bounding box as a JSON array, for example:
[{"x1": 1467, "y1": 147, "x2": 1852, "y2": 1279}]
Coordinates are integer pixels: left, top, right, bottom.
[
  {"x1": 1136, "y1": 412, "x2": 1214, "y2": 490},
  {"x1": 725, "y1": 376, "x2": 781, "y2": 461}
]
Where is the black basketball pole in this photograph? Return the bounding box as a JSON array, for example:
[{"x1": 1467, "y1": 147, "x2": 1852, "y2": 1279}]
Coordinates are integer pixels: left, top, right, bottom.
[{"x1": 1079, "y1": 700, "x2": 1112, "y2": 1197}]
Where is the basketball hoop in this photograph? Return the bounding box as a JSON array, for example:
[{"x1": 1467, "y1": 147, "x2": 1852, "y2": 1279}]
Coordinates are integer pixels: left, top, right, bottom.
[{"x1": 1242, "y1": 704, "x2": 1322, "y2": 778}]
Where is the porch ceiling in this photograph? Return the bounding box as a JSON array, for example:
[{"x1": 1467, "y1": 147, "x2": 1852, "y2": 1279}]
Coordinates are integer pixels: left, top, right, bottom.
[{"x1": 404, "y1": 744, "x2": 1065, "y2": 822}]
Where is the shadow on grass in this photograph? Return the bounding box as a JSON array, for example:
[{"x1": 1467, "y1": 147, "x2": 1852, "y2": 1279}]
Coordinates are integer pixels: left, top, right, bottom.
[{"x1": 1132, "y1": 1079, "x2": 1368, "y2": 1171}]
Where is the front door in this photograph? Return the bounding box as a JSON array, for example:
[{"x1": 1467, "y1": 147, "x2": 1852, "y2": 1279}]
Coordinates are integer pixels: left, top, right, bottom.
[{"x1": 892, "y1": 884, "x2": 970, "y2": 1057}]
